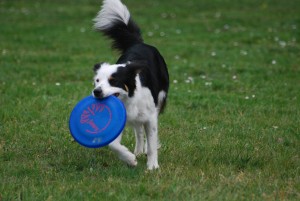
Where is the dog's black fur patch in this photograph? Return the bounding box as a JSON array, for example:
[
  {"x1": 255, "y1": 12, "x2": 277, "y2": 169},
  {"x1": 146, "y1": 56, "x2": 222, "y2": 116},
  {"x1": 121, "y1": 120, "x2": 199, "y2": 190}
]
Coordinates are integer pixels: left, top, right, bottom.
[{"x1": 116, "y1": 45, "x2": 169, "y2": 108}]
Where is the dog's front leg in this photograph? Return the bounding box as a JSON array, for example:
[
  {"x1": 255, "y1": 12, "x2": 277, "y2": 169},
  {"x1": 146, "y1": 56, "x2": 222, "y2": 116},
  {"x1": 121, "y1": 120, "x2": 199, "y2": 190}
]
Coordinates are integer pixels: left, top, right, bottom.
[
  {"x1": 108, "y1": 133, "x2": 137, "y2": 167},
  {"x1": 145, "y1": 120, "x2": 159, "y2": 170}
]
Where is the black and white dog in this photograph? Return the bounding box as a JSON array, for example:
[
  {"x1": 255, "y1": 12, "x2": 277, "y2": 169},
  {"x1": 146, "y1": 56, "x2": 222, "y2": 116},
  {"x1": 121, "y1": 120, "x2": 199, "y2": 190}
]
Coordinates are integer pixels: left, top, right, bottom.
[{"x1": 92, "y1": 0, "x2": 169, "y2": 170}]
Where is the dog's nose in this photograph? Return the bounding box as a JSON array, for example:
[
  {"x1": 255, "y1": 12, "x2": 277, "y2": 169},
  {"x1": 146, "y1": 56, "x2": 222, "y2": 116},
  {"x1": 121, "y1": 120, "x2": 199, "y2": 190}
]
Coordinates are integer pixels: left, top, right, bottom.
[{"x1": 93, "y1": 88, "x2": 103, "y2": 98}]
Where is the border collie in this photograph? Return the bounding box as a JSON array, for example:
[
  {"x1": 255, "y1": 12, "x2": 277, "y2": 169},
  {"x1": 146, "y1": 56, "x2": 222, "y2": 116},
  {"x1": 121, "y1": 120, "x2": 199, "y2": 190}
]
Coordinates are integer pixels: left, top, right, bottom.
[{"x1": 92, "y1": 0, "x2": 169, "y2": 170}]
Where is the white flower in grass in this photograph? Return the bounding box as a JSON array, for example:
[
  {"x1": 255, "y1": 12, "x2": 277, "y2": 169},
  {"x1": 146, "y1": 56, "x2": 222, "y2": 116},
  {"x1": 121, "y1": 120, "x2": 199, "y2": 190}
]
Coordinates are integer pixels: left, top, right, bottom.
[
  {"x1": 185, "y1": 76, "x2": 194, "y2": 84},
  {"x1": 160, "y1": 32, "x2": 166, "y2": 37},
  {"x1": 205, "y1": 82, "x2": 212, "y2": 86},
  {"x1": 2, "y1": 49, "x2": 7, "y2": 55},
  {"x1": 224, "y1": 24, "x2": 230, "y2": 30},
  {"x1": 173, "y1": 80, "x2": 178, "y2": 84},
  {"x1": 245, "y1": 94, "x2": 255, "y2": 99},
  {"x1": 55, "y1": 82, "x2": 61, "y2": 86},
  {"x1": 200, "y1": 126, "x2": 207, "y2": 131},
  {"x1": 215, "y1": 12, "x2": 221, "y2": 18},
  {"x1": 279, "y1": 41, "x2": 286, "y2": 48},
  {"x1": 232, "y1": 75, "x2": 237, "y2": 80},
  {"x1": 273, "y1": 126, "x2": 279, "y2": 129},
  {"x1": 233, "y1": 42, "x2": 239, "y2": 46},
  {"x1": 175, "y1": 29, "x2": 182, "y2": 34},
  {"x1": 240, "y1": 50, "x2": 248, "y2": 56},
  {"x1": 147, "y1": 32, "x2": 154, "y2": 37},
  {"x1": 174, "y1": 55, "x2": 180, "y2": 60},
  {"x1": 272, "y1": 60, "x2": 277, "y2": 65}
]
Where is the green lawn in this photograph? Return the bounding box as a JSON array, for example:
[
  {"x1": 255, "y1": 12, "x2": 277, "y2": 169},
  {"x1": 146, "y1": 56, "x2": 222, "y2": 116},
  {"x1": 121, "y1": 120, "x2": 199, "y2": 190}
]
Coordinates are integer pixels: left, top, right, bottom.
[{"x1": 0, "y1": 0, "x2": 299, "y2": 200}]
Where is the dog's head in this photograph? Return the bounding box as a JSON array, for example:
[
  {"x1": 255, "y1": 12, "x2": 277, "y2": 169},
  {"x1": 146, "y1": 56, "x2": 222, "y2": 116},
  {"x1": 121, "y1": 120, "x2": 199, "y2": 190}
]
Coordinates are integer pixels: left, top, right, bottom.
[{"x1": 92, "y1": 62, "x2": 143, "y2": 99}]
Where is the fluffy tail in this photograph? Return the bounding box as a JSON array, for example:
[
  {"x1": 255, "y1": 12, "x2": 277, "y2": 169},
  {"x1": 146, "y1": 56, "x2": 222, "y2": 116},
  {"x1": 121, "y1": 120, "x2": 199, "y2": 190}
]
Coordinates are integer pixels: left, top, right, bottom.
[{"x1": 93, "y1": 0, "x2": 143, "y2": 53}]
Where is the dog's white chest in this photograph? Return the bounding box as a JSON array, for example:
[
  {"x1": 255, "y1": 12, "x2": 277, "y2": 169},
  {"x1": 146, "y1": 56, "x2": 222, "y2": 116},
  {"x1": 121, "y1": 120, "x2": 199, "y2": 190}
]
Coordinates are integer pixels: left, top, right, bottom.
[{"x1": 123, "y1": 87, "x2": 156, "y2": 123}]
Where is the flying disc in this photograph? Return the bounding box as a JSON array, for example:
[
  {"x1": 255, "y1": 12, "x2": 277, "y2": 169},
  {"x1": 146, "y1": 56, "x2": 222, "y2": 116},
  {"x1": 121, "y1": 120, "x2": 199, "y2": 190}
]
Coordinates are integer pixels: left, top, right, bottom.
[{"x1": 69, "y1": 95, "x2": 126, "y2": 148}]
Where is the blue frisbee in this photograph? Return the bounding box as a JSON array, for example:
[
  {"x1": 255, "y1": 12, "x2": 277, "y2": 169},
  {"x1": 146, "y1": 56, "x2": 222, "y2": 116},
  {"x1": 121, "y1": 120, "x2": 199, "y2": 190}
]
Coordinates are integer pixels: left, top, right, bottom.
[{"x1": 69, "y1": 95, "x2": 126, "y2": 148}]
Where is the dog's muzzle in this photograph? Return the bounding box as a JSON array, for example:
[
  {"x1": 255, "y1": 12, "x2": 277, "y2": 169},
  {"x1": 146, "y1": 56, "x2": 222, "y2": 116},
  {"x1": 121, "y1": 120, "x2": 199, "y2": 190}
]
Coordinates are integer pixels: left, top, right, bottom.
[{"x1": 93, "y1": 88, "x2": 103, "y2": 99}]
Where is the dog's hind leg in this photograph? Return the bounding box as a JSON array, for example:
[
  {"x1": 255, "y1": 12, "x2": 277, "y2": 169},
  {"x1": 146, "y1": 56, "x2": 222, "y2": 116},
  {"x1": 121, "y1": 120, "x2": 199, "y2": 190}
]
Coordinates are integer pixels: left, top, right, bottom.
[
  {"x1": 133, "y1": 124, "x2": 145, "y2": 156},
  {"x1": 143, "y1": 136, "x2": 161, "y2": 154},
  {"x1": 109, "y1": 133, "x2": 137, "y2": 167}
]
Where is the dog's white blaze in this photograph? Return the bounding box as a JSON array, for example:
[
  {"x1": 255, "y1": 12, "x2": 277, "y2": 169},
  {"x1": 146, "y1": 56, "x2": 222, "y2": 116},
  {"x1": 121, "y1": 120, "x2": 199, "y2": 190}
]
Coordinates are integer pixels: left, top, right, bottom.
[
  {"x1": 93, "y1": 63, "x2": 126, "y2": 98},
  {"x1": 93, "y1": 0, "x2": 130, "y2": 30},
  {"x1": 95, "y1": 63, "x2": 125, "y2": 79}
]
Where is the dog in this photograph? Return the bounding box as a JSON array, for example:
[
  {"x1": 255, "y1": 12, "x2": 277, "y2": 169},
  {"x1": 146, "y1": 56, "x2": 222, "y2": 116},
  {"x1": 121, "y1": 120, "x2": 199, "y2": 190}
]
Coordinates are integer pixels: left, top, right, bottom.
[{"x1": 92, "y1": 0, "x2": 169, "y2": 170}]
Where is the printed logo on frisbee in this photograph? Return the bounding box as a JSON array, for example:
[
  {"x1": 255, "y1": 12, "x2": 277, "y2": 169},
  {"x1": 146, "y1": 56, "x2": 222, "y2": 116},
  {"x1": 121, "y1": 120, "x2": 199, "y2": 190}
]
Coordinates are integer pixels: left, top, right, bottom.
[{"x1": 80, "y1": 103, "x2": 112, "y2": 134}]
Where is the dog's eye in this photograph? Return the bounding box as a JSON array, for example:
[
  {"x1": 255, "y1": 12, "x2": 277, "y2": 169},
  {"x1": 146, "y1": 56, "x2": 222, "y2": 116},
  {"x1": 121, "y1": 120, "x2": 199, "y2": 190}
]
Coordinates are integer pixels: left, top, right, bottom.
[
  {"x1": 109, "y1": 79, "x2": 117, "y2": 85},
  {"x1": 109, "y1": 77, "x2": 119, "y2": 86}
]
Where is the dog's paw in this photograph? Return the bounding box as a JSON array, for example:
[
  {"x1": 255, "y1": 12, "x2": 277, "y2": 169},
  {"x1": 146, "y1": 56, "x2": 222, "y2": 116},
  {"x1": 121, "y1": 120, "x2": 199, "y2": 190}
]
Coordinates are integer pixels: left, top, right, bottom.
[
  {"x1": 134, "y1": 151, "x2": 144, "y2": 157},
  {"x1": 147, "y1": 164, "x2": 159, "y2": 170},
  {"x1": 128, "y1": 157, "x2": 138, "y2": 167},
  {"x1": 134, "y1": 147, "x2": 145, "y2": 157},
  {"x1": 147, "y1": 161, "x2": 159, "y2": 170},
  {"x1": 120, "y1": 152, "x2": 137, "y2": 167}
]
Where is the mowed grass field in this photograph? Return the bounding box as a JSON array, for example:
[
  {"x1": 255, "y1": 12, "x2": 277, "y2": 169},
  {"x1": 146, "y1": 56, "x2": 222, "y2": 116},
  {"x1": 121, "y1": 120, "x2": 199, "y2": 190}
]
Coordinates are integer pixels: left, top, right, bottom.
[{"x1": 1, "y1": 0, "x2": 299, "y2": 200}]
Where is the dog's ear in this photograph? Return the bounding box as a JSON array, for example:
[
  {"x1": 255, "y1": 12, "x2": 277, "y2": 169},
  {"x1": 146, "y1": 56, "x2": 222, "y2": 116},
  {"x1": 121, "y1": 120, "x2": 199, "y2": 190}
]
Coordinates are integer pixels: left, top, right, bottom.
[
  {"x1": 126, "y1": 60, "x2": 147, "y2": 75},
  {"x1": 122, "y1": 61, "x2": 148, "y2": 97},
  {"x1": 93, "y1": 62, "x2": 104, "y2": 73}
]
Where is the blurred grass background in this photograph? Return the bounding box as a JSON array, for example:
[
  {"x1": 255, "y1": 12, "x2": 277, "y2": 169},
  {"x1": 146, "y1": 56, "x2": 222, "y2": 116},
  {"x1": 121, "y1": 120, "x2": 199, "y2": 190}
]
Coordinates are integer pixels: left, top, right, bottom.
[{"x1": 0, "y1": 0, "x2": 299, "y2": 200}]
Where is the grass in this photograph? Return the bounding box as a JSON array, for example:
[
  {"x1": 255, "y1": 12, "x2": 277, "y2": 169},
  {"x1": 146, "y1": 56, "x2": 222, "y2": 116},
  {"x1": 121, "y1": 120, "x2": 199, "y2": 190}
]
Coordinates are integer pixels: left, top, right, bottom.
[{"x1": 0, "y1": 0, "x2": 299, "y2": 200}]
